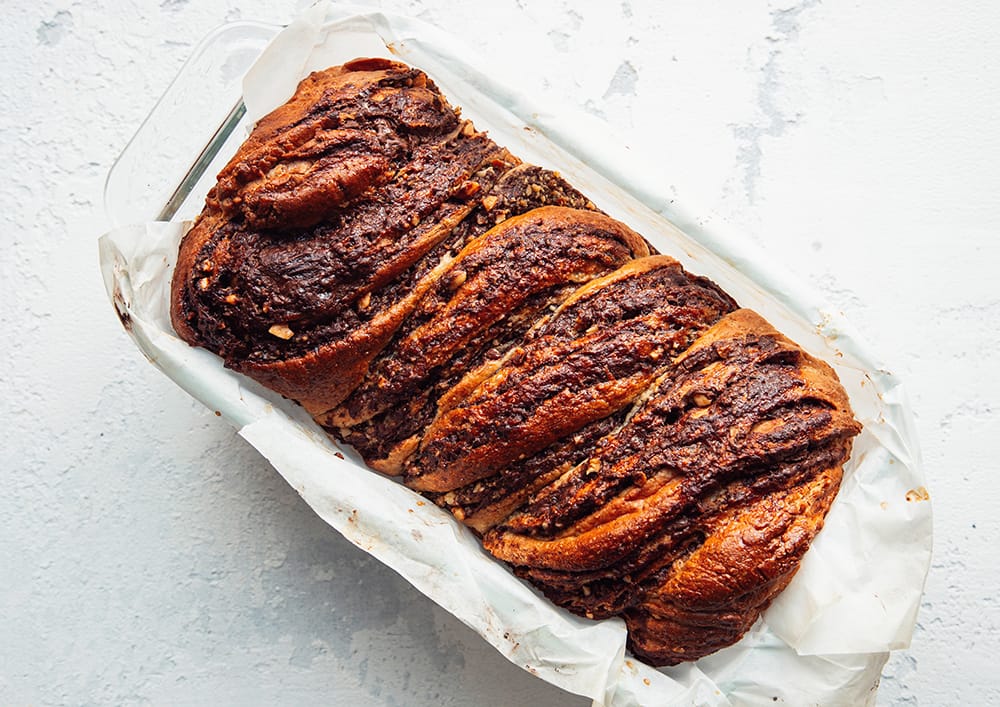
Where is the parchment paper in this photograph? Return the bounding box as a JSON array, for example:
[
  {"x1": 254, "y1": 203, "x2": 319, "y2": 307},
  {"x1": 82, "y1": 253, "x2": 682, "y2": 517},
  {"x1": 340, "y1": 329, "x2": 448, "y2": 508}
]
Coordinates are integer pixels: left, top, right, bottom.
[{"x1": 99, "y1": 6, "x2": 932, "y2": 705}]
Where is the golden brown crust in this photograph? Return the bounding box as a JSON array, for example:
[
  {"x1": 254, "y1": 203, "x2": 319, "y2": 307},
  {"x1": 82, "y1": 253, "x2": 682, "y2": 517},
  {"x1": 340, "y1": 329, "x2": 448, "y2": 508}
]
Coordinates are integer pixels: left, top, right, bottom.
[
  {"x1": 169, "y1": 58, "x2": 861, "y2": 668},
  {"x1": 623, "y1": 464, "x2": 843, "y2": 664},
  {"x1": 327, "y1": 207, "x2": 649, "y2": 474}
]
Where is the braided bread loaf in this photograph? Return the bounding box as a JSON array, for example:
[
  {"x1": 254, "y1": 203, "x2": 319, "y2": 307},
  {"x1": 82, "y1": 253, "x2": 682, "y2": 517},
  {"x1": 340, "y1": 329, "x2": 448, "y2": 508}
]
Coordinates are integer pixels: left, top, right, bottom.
[{"x1": 170, "y1": 57, "x2": 861, "y2": 666}]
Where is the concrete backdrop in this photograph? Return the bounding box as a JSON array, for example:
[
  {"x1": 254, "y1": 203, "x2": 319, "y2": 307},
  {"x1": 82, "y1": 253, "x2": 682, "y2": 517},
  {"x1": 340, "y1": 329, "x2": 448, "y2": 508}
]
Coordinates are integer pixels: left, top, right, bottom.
[{"x1": 3, "y1": 0, "x2": 997, "y2": 704}]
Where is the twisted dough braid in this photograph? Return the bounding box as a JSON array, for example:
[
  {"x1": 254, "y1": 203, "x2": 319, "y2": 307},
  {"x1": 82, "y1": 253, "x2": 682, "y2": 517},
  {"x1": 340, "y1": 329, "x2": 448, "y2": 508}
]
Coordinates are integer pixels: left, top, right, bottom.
[{"x1": 171, "y1": 58, "x2": 860, "y2": 666}]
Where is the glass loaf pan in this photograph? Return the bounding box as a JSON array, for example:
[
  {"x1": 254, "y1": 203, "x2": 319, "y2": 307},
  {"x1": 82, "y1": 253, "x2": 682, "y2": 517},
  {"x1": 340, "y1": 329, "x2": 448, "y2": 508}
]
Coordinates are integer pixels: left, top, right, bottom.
[{"x1": 102, "y1": 6, "x2": 930, "y2": 706}]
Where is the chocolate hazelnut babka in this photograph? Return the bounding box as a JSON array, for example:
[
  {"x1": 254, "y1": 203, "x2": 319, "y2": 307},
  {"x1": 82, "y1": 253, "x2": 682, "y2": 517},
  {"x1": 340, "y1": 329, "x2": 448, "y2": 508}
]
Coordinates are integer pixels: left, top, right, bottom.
[{"x1": 170, "y1": 57, "x2": 861, "y2": 666}]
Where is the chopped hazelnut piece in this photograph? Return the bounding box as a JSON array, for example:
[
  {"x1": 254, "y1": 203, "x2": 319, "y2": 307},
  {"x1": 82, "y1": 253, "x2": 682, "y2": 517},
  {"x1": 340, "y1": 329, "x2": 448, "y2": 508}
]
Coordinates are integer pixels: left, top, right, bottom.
[
  {"x1": 481, "y1": 195, "x2": 499, "y2": 211},
  {"x1": 224, "y1": 294, "x2": 238, "y2": 304},
  {"x1": 268, "y1": 323, "x2": 295, "y2": 340},
  {"x1": 197, "y1": 277, "x2": 210, "y2": 290},
  {"x1": 357, "y1": 291, "x2": 372, "y2": 310},
  {"x1": 458, "y1": 180, "x2": 481, "y2": 199},
  {"x1": 692, "y1": 393, "x2": 712, "y2": 407},
  {"x1": 461, "y1": 121, "x2": 476, "y2": 137},
  {"x1": 448, "y1": 270, "x2": 468, "y2": 290}
]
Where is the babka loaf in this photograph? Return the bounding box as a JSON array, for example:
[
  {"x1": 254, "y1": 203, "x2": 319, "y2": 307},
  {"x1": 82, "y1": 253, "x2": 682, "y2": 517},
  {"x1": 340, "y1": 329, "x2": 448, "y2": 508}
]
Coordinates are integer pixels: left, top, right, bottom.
[{"x1": 170, "y1": 57, "x2": 861, "y2": 666}]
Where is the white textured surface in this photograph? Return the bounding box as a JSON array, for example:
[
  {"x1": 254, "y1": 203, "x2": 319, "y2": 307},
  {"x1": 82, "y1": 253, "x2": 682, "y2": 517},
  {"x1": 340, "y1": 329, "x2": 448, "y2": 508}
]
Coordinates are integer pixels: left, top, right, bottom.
[{"x1": 2, "y1": 0, "x2": 996, "y2": 704}]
